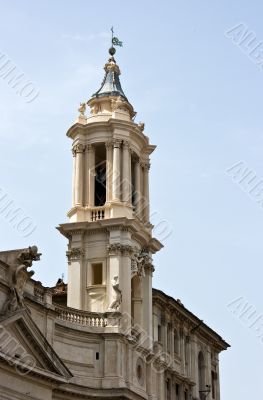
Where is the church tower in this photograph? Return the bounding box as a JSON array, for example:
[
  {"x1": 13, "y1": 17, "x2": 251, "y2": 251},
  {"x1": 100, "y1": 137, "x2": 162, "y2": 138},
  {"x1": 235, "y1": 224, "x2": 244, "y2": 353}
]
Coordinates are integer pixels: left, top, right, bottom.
[{"x1": 58, "y1": 43, "x2": 163, "y2": 343}]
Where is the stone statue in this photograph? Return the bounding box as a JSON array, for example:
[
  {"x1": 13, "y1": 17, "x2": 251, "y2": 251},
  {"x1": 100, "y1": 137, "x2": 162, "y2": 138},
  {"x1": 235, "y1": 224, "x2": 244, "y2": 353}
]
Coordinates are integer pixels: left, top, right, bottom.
[
  {"x1": 78, "y1": 102, "x2": 86, "y2": 116},
  {"x1": 138, "y1": 122, "x2": 145, "y2": 132},
  {"x1": 90, "y1": 104, "x2": 99, "y2": 115},
  {"x1": 109, "y1": 276, "x2": 122, "y2": 310},
  {"x1": 111, "y1": 96, "x2": 126, "y2": 112},
  {"x1": 1, "y1": 246, "x2": 41, "y2": 315}
]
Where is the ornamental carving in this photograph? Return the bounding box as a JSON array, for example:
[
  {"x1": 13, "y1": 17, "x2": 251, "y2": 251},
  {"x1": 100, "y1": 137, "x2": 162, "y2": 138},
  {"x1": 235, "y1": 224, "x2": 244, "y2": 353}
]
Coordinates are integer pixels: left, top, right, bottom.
[
  {"x1": 140, "y1": 161, "x2": 151, "y2": 170},
  {"x1": 85, "y1": 144, "x2": 94, "y2": 153},
  {"x1": 138, "y1": 122, "x2": 145, "y2": 132},
  {"x1": 105, "y1": 141, "x2": 113, "y2": 150},
  {"x1": 131, "y1": 248, "x2": 152, "y2": 278},
  {"x1": 111, "y1": 96, "x2": 128, "y2": 113},
  {"x1": 72, "y1": 143, "x2": 85, "y2": 156},
  {"x1": 123, "y1": 140, "x2": 130, "y2": 150},
  {"x1": 112, "y1": 138, "x2": 122, "y2": 148},
  {"x1": 90, "y1": 104, "x2": 99, "y2": 115},
  {"x1": 104, "y1": 59, "x2": 121, "y2": 74},
  {"x1": 107, "y1": 243, "x2": 134, "y2": 256},
  {"x1": 1, "y1": 246, "x2": 41, "y2": 316},
  {"x1": 66, "y1": 248, "x2": 85, "y2": 262}
]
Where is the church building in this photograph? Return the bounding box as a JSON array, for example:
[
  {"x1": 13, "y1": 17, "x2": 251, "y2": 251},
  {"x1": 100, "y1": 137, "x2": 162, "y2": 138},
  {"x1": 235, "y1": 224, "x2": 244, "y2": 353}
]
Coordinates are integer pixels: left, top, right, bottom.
[{"x1": 0, "y1": 41, "x2": 229, "y2": 400}]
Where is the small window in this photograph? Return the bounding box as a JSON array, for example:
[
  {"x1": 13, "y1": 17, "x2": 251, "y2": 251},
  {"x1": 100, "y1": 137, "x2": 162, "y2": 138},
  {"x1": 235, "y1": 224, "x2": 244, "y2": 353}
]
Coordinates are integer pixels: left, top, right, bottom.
[{"x1": 92, "y1": 263, "x2": 103, "y2": 285}]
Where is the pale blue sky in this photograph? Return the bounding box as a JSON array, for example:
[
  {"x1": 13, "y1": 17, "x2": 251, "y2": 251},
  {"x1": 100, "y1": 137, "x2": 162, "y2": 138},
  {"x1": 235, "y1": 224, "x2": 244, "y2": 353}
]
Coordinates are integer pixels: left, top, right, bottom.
[{"x1": 0, "y1": 1, "x2": 262, "y2": 398}]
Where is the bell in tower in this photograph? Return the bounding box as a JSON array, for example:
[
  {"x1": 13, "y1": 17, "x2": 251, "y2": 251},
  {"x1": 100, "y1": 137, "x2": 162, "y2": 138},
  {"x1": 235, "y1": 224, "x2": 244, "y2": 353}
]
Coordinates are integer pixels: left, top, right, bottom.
[{"x1": 58, "y1": 41, "x2": 163, "y2": 342}]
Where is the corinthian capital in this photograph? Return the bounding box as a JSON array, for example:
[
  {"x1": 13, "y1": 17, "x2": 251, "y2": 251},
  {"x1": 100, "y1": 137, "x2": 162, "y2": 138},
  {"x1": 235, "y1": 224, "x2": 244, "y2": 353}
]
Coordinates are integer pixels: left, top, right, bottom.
[
  {"x1": 72, "y1": 143, "x2": 85, "y2": 155},
  {"x1": 140, "y1": 161, "x2": 150, "y2": 170},
  {"x1": 105, "y1": 141, "x2": 113, "y2": 150},
  {"x1": 113, "y1": 139, "x2": 122, "y2": 148},
  {"x1": 86, "y1": 144, "x2": 94, "y2": 153},
  {"x1": 123, "y1": 140, "x2": 130, "y2": 150}
]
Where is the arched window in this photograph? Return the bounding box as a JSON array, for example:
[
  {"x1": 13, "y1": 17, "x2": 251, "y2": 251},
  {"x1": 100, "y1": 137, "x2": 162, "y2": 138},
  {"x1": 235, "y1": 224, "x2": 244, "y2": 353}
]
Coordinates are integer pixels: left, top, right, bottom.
[{"x1": 198, "y1": 351, "x2": 206, "y2": 399}]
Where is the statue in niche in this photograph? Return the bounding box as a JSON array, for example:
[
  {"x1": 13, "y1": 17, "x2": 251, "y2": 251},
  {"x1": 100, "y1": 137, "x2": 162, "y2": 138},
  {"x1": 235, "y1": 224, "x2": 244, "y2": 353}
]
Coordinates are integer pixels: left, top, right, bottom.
[{"x1": 108, "y1": 276, "x2": 122, "y2": 311}]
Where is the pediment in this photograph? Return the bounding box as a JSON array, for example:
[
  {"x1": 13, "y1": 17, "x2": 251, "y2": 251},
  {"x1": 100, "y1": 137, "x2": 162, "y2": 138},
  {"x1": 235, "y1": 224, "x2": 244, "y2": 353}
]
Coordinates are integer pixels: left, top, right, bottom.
[{"x1": 0, "y1": 308, "x2": 72, "y2": 381}]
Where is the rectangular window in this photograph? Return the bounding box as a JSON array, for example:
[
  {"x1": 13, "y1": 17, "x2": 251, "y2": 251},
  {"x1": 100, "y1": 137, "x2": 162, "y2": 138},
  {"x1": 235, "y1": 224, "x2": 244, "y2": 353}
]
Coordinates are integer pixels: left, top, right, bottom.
[{"x1": 92, "y1": 263, "x2": 103, "y2": 285}]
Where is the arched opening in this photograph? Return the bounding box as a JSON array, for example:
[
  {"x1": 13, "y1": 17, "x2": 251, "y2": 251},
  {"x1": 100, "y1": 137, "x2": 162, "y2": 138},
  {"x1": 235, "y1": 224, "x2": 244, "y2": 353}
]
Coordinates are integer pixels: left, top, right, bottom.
[
  {"x1": 95, "y1": 144, "x2": 106, "y2": 206},
  {"x1": 198, "y1": 351, "x2": 206, "y2": 399}
]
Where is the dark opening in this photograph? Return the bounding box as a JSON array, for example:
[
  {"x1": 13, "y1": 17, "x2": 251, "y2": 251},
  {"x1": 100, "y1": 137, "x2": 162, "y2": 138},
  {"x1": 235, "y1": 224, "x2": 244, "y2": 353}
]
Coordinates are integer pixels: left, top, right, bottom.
[
  {"x1": 131, "y1": 158, "x2": 136, "y2": 208},
  {"x1": 96, "y1": 352, "x2": 100, "y2": 360},
  {"x1": 176, "y1": 384, "x2": 180, "y2": 400},
  {"x1": 95, "y1": 144, "x2": 106, "y2": 206}
]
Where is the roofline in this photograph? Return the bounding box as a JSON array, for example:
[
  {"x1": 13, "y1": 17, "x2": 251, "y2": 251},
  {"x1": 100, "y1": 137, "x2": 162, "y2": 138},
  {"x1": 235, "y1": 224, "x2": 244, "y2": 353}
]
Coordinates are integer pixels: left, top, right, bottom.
[{"x1": 153, "y1": 288, "x2": 230, "y2": 351}]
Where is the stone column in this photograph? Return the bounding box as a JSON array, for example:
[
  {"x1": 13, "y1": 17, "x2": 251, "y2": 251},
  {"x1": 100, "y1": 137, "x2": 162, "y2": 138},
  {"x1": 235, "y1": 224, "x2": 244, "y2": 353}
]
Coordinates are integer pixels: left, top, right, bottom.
[
  {"x1": 74, "y1": 143, "x2": 85, "y2": 206},
  {"x1": 87, "y1": 144, "x2": 95, "y2": 206},
  {"x1": 105, "y1": 141, "x2": 113, "y2": 203},
  {"x1": 84, "y1": 146, "x2": 90, "y2": 206},
  {"x1": 112, "y1": 139, "x2": 121, "y2": 201},
  {"x1": 72, "y1": 148, "x2": 76, "y2": 206},
  {"x1": 191, "y1": 337, "x2": 199, "y2": 399},
  {"x1": 134, "y1": 157, "x2": 141, "y2": 216},
  {"x1": 142, "y1": 264, "x2": 154, "y2": 349},
  {"x1": 122, "y1": 140, "x2": 131, "y2": 203},
  {"x1": 143, "y1": 162, "x2": 150, "y2": 222},
  {"x1": 205, "y1": 348, "x2": 212, "y2": 400}
]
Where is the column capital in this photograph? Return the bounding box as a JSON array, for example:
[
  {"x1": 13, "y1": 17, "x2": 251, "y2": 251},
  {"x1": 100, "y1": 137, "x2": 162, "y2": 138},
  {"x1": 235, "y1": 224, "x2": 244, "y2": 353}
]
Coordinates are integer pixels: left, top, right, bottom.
[
  {"x1": 123, "y1": 140, "x2": 130, "y2": 150},
  {"x1": 113, "y1": 138, "x2": 122, "y2": 148},
  {"x1": 105, "y1": 140, "x2": 113, "y2": 150},
  {"x1": 139, "y1": 160, "x2": 150, "y2": 170},
  {"x1": 86, "y1": 143, "x2": 95, "y2": 153},
  {"x1": 72, "y1": 143, "x2": 85, "y2": 155}
]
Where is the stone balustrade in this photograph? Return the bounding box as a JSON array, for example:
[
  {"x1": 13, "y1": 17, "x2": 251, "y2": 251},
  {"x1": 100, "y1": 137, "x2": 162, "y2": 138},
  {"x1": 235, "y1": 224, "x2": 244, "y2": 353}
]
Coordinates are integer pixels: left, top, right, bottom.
[
  {"x1": 90, "y1": 206, "x2": 106, "y2": 221},
  {"x1": 55, "y1": 304, "x2": 121, "y2": 328}
]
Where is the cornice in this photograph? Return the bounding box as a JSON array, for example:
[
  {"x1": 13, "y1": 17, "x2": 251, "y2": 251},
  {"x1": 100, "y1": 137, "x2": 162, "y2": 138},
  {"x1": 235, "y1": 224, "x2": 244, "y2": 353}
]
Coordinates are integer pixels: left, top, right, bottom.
[{"x1": 152, "y1": 289, "x2": 230, "y2": 351}]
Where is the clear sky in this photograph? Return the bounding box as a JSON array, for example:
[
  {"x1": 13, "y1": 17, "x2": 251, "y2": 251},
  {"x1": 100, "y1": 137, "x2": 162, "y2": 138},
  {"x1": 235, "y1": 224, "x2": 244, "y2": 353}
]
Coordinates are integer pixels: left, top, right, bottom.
[{"x1": 0, "y1": 1, "x2": 262, "y2": 398}]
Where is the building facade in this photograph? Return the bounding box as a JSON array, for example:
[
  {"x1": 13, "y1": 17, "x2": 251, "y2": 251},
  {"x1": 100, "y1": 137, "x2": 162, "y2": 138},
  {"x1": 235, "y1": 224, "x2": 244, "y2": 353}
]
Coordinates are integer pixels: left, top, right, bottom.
[{"x1": 0, "y1": 45, "x2": 229, "y2": 400}]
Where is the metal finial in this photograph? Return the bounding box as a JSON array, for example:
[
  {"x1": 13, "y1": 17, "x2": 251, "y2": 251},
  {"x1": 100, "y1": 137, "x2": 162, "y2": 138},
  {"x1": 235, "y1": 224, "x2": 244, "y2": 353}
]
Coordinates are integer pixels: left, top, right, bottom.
[{"x1": 109, "y1": 26, "x2": 123, "y2": 56}]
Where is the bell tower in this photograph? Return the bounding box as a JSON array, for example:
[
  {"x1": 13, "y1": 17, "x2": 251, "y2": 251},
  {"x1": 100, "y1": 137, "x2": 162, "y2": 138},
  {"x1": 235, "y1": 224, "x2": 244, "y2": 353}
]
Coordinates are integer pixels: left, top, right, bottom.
[{"x1": 58, "y1": 43, "x2": 162, "y2": 341}]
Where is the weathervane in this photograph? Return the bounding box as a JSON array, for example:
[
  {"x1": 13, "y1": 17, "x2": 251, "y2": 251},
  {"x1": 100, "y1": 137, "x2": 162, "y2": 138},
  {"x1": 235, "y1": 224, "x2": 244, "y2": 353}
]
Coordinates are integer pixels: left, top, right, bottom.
[{"x1": 109, "y1": 27, "x2": 123, "y2": 56}]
